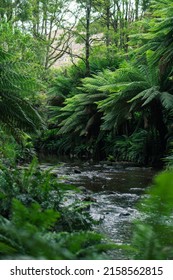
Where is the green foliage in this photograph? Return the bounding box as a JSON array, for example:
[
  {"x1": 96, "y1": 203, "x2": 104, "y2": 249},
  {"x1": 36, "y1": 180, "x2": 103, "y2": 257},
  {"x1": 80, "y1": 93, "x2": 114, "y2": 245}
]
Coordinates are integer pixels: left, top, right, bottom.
[
  {"x1": 43, "y1": 0, "x2": 173, "y2": 165},
  {"x1": 40, "y1": 48, "x2": 121, "y2": 158},
  {"x1": 0, "y1": 157, "x2": 96, "y2": 232},
  {"x1": 164, "y1": 149, "x2": 173, "y2": 170},
  {"x1": 12, "y1": 199, "x2": 60, "y2": 232},
  {"x1": 0, "y1": 200, "x2": 115, "y2": 259},
  {"x1": 0, "y1": 159, "x2": 117, "y2": 260},
  {"x1": 112, "y1": 130, "x2": 148, "y2": 164},
  {"x1": 0, "y1": 134, "x2": 18, "y2": 163},
  {"x1": 58, "y1": 200, "x2": 97, "y2": 232},
  {"x1": 2, "y1": 0, "x2": 173, "y2": 261},
  {"x1": 0, "y1": 158, "x2": 58, "y2": 214},
  {"x1": 0, "y1": 131, "x2": 37, "y2": 165},
  {"x1": 44, "y1": 51, "x2": 171, "y2": 163},
  {"x1": 0, "y1": 47, "x2": 44, "y2": 140},
  {"x1": 0, "y1": 159, "x2": 58, "y2": 217},
  {"x1": 138, "y1": 0, "x2": 173, "y2": 81},
  {"x1": 0, "y1": 22, "x2": 45, "y2": 68},
  {"x1": 132, "y1": 171, "x2": 173, "y2": 259},
  {"x1": 2, "y1": 0, "x2": 171, "y2": 166},
  {"x1": 47, "y1": 46, "x2": 120, "y2": 99},
  {"x1": 104, "y1": 128, "x2": 162, "y2": 165},
  {"x1": 97, "y1": 59, "x2": 165, "y2": 127},
  {"x1": 89, "y1": 45, "x2": 120, "y2": 73}
]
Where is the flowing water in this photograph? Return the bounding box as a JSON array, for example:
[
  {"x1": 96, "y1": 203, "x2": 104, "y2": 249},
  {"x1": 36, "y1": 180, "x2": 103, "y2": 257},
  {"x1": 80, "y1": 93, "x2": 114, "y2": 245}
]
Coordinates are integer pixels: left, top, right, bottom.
[{"x1": 40, "y1": 157, "x2": 157, "y2": 259}]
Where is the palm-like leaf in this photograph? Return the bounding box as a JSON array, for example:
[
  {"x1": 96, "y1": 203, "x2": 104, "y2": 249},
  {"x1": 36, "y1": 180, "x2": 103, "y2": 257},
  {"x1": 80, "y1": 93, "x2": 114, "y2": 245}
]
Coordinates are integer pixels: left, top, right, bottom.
[
  {"x1": 50, "y1": 71, "x2": 110, "y2": 138},
  {"x1": 135, "y1": 0, "x2": 173, "y2": 85},
  {"x1": 96, "y1": 60, "x2": 172, "y2": 136},
  {"x1": 0, "y1": 48, "x2": 43, "y2": 139}
]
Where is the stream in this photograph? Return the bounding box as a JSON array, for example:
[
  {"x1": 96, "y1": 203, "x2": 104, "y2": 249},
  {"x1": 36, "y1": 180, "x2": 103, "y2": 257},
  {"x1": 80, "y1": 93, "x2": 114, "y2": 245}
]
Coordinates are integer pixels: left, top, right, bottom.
[{"x1": 40, "y1": 157, "x2": 157, "y2": 259}]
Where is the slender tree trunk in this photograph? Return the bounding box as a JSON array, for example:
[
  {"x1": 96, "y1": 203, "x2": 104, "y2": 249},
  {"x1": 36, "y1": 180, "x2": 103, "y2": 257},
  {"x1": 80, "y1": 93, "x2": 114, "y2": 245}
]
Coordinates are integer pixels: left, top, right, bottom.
[
  {"x1": 135, "y1": 0, "x2": 139, "y2": 20},
  {"x1": 32, "y1": 0, "x2": 40, "y2": 36},
  {"x1": 85, "y1": 0, "x2": 91, "y2": 76},
  {"x1": 105, "y1": 1, "x2": 111, "y2": 47}
]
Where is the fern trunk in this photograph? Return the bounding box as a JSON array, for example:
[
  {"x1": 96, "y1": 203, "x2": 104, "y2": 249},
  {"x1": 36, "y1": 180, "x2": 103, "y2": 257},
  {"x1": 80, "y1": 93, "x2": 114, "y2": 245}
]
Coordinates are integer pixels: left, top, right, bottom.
[{"x1": 151, "y1": 100, "x2": 168, "y2": 155}]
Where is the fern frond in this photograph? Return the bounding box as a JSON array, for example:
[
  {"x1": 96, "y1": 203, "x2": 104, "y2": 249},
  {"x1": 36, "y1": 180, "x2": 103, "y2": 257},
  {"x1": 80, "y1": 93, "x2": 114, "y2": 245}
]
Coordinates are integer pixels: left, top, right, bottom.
[
  {"x1": 0, "y1": 48, "x2": 43, "y2": 139},
  {"x1": 160, "y1": 92, "x2": 173, "y2": 110}
]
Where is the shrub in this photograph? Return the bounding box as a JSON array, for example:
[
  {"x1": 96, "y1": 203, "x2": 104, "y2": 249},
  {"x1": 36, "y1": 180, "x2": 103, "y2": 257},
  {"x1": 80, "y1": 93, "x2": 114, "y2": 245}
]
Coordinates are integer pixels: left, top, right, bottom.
[
  {"x1": 0, "y1": 158, "x2": 94, "y2": 232},
  {"x1": 132, "y1": 171, "x2": 173, "y2": 259}
]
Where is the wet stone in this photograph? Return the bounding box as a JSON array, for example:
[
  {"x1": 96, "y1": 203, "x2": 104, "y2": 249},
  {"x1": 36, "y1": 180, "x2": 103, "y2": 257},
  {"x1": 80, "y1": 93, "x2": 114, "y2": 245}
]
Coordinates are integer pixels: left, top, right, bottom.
[
  {"x1": 119, "y1": 212, "x2": 131, "y2": 217},
  {"x1": 74, "y1": 169, "x2": 81, "y2": 174}
]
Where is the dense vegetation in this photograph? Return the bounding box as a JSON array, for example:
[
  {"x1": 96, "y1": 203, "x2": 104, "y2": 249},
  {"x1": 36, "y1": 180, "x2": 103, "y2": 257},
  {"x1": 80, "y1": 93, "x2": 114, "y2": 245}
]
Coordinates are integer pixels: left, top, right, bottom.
[
  {"x1": 32, "y1": 0, "x2": 173, "y2": 166},
  {"x1": 0, "y1": 0, "x2": 173, "y2": 259}
]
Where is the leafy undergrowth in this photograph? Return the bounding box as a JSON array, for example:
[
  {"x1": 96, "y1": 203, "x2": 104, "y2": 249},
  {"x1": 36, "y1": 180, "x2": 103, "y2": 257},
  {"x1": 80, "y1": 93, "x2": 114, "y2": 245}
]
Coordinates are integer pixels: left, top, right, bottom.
[
  {"x1": 0, "y1": 158, "x2": 118, "y2": 259},
  {"x1": 132, "y1": 171, "x2": 173, "y2": 259}
]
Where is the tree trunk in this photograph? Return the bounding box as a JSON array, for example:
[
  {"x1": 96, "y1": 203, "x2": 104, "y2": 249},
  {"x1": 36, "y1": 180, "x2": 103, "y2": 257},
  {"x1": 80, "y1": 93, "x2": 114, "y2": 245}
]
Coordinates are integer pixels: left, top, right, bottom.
[
  {"x1": 105, "y1": 1, "x2": 111, "y2": 47},
  {"x1": 151, "y1": 101, "x2": 168, "y2": 155},
  {"x1": 85, "y1": 0, "x2": 91, "y2": 76},
  {"x1": 135, "y1": 0, "x2": 139, "y2": 20}
]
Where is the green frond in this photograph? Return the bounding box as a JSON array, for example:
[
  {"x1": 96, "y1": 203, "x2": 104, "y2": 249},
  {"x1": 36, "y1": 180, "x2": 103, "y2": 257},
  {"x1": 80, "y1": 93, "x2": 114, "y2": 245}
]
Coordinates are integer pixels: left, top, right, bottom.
[
  {"x1": 118, "y1": 81, "x2": 149, "y2": 92},
  {"x1": 128, "y1": 86, "x2": 160, "y2": 106},
  {"x1": 80, "y1": 70, "x2": 116, "y2": 93},
  {"x1": 160, "y1": 92, "x2": 173, "y2": 111},
  {"x1": 141, "y1": 87, "x2": 161, "y2": 107},
  {"x1": 0, "y1": 48, "x2": 43, "y2": 139}
]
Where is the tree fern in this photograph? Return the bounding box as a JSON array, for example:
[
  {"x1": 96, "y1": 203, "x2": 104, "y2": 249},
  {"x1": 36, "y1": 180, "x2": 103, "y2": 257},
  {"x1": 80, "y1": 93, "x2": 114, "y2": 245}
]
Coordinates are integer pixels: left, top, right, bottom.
[
  {"x1": 52, "y1": 75, "x2": 108, "y2": 139},
  {"x1": 0, "y1": 48, "x2": 43, "y2": 139},
  {"x1": 135, "y1": 0, "x2": 173, "y2": 84},
  {"x1": 98, "y1": 56, "x2": 172, "y2": 123}
]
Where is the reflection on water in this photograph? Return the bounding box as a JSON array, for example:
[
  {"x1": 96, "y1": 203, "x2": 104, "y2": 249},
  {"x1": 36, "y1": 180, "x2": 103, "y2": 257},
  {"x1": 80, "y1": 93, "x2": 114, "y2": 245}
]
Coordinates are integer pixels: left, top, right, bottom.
[{"x1": 40, "y1": 158, "x2": 157, "y2": 259}]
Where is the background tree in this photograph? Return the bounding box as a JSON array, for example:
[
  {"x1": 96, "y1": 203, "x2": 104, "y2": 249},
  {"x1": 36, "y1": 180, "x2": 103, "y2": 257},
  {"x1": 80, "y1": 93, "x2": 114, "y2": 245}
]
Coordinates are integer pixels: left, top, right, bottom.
[{"x1": 0, "y1": 0, "x2": 76, "y2": 69}]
